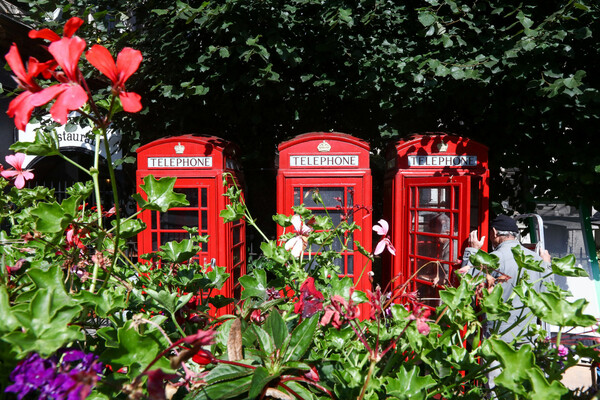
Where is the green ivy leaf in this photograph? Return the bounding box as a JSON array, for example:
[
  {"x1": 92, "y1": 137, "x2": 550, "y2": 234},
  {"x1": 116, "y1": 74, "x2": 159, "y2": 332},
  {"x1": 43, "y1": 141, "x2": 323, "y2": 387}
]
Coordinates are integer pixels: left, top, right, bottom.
[
  {"x1": 9, "y1": 131, "x2": 60, "y2": 156},
  {"x1": 512, "y1": 246, "x2": 545, "y2": 273},
  {"x1": 146, "y1": 288, "x2": 193, "y2": 315},
  {"x1": 522, "y1": 289, "x2": 596, "y2": 327},
  {"x1": 551, "y1": 254, "x2": 588, "y2": 277},
  {"x1": 469, "y1": 250, "x2": 500, "y2": 270},
  {"x1": 112, "y1": 218, "x2": 146, "y2": 239},
  {"x1": 30, "y1": 201, "x2": 72, "y2": 233},
  {"x1": 239, "y1": 269, "x2": 267, "y2": 300},
  {"x1": 386, "y1": 365, "x2": 436, "y2": 399},
  {"x1": 132, "y1": 175, "x2": 189, "y2": 212},
  {"x1": 158, "y1": 239, "x2": 199, "y2": 263}
]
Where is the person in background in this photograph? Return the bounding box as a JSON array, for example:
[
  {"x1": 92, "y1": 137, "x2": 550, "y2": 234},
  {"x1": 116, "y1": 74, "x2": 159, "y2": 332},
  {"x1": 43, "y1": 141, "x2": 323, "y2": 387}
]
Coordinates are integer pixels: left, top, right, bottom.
[{"x1": 462, "y1": 214, "x2": 552, "y2": 395}]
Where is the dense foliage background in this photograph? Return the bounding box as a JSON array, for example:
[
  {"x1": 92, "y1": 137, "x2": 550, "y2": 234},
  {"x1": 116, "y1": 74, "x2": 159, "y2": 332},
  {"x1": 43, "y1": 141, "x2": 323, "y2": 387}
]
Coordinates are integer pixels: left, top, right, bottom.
[{"x1": 7, "y1": 0, "x2": 600, "y2": 217}]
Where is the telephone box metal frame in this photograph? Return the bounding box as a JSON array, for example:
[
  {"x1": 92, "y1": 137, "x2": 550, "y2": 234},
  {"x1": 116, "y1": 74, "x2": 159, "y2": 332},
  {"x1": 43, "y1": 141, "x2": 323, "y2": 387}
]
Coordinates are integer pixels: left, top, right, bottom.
[
  {"x1": 277, "y1": 132, "x2": 373, "y2": 296},
  {"x1": 136, "y1": 135, "x2": 246, "y2": 316},
  {"x1": 383, "y1": 133, "x2": 489, "y2": 309}
]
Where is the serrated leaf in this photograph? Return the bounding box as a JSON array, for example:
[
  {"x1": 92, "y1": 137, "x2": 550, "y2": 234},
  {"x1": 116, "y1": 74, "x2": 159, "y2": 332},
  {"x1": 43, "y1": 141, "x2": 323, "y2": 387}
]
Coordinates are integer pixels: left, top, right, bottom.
[
  {"x1": 132, "y1": 175, "x2": 189, "y2": 212},
  {"x1": 30, "y1": 201, "x2": 72, "y2": 233}
]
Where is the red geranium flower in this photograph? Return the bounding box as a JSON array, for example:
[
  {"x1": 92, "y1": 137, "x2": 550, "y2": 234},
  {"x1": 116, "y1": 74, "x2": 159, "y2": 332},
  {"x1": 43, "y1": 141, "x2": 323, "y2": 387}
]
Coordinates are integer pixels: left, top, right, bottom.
[
  {"x1": 29, "y1": 16, "x2": 84, "y2": 42},
  {"x1": 85, "y1": 45, "x2": 143, "y2": 112},
  {"x1": 4, "y1": 45, "x2": 56, "y2": 130},
  {"x1": 294, "y1": 277, "x2": 324, "y2": 318}
]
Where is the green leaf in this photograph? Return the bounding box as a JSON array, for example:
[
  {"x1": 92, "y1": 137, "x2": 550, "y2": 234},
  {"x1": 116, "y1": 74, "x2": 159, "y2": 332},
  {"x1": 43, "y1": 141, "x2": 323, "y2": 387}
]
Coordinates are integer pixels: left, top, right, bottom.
[
  {"x1": 132, "y1": 175, "x2": 189, "y2": 212},
  {"x1": 0, "y1": 287, "x2": 19, "y2": 332},
  {"x1": 239, "y1": 269, "x2": 267, "y2": 300},
  {"x1": 527, "y1": 367, "x2": 569, "y2": 399},
  {"x1": 469, "y1": 250, "x2": 499, "y2": 270},
  {"x1": 205, "y1": 363, "x2": 254, "y2": 384},
  {"x1": 551, "y1": 254, "x2": 588, "y2": 277},
  {"x1": 3, "y1": 288, "x2": 84, "y2": 357},
  {"x1": 159, "y1": 239, "x2": 199, "y2": 263},
  {"x1": 418, "y1": 11, "x2": 436, "y2": 27},
  {"x1": 483, "y1": 340, "x2": 536, "y2": 395},
  {"x1": 10, "y1": 131, "x2": 61, "y2": 156},
  {"x1": 74, "y1": 287, "x2": 128, "y2": 318},
  {"x1": 30, "y1": 201, "x2": 72, "y2": 233},
  {"x1": 187, "y1": 375, "x2": 253, "y2": 399},
  {"x1": 283, "y1": 314, "x2": 318, "y2": 363},
  {"x1": 264, "y1": 310, "x2": 287, "y2": 350},
  {"x1": 511, "y1": 246, "x2": 545, "y2": 272},
  {"x1": 522, "y1": 289, "x2": 596, "y2": 327},
  {"x1": 386, "y1": 365, "x2": 436, "y2": 399},
  {"x1": 248, "y1": 366, "x2": 278, "y2": 399},
  {"x1": 100, "y1": 321, "x2": 171, "y2": 379},
  {"x1": 112, "y1": 218, "x2": 146, "y2": 239},
  {"x1": 146, "y1": 289, "x2": 193, "y2": 315}
]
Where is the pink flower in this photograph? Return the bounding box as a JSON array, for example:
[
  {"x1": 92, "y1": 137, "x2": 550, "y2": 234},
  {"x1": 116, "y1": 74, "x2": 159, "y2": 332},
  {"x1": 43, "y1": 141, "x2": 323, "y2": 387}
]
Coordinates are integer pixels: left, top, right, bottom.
[
  {"x1": 294, "y1": 277, "x2": 324, "y2": 318},
  {"x1": 1, "y1": 153, "x2": 34, "y2": 189},
  {"x1": 373, "y1": 219, "x2": 396, "y2": 256},
  {"x1": 285, "y1": 214, "x2": 312, "y2": 258},
  {"x1": 320, "y1": 290, "x2": 360, "y2": 329},
  {"x1": 85, "y1": 45, "x2": 143, "y2": 112},
  {"x1": 409, "y1": 306, "x2": 431, "y2": 335}
]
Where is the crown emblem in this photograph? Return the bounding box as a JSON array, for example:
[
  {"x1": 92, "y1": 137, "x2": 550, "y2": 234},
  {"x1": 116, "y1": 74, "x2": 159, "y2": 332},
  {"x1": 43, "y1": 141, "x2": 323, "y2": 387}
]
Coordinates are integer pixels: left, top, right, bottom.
[
  {"x1": 436, "y1": 141, "x2": 449, "y2": 152},
  {"x1": 174, "y1": 142, "x2": 185, "y2": 154},
  {"x1": 317, "y1": 140, "x2": 331, "y2": 152}
]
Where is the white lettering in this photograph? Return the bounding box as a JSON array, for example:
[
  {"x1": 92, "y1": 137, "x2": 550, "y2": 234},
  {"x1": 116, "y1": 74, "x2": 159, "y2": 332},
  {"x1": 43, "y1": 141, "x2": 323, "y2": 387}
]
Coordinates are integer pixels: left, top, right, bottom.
[{"x1": 148, "y1": 157, "x2": 213, "y2": 168}]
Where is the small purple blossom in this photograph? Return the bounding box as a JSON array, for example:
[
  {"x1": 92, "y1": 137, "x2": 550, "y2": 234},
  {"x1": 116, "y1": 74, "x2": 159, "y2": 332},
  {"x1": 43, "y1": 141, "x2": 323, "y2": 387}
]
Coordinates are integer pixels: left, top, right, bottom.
[{"x1": 5, "y1": 349, "x2": 103, "y2": 400}]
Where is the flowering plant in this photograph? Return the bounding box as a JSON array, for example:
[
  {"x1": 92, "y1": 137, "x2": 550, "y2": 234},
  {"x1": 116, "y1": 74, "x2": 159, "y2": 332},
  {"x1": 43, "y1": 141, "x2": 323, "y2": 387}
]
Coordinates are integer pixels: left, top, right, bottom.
[{"x1": 0, "y1": 16, "x2": 599, "y2": 400}]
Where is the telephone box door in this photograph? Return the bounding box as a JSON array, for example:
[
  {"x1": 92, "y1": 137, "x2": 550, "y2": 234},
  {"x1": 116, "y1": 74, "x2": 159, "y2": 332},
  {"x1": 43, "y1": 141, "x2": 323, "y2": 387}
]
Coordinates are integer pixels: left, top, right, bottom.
[
  {"x1": 402, "y1": 176, "x2": 471, "y2": 308},
  {"x1": 142, "y1": 179, "x2": 215, "y2": 262},
  {"x1": 284, "y1": 178, "x2": 363, "y2": 279}
]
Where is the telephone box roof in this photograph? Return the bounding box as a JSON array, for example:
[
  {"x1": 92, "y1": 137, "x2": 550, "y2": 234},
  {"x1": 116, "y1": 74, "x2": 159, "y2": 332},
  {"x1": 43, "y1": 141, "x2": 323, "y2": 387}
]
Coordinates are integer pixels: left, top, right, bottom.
[{"x1": 278, "y1": 132, "x2": 369, "y2": 151}]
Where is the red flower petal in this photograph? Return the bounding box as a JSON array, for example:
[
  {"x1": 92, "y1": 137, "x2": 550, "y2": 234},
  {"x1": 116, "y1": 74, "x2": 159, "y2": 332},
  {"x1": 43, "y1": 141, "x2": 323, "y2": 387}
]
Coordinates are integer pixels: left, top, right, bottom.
[
  {"x1": 28, "y1": 28, "x2": 60, "y2": 42},
  {"x1": 119, "y1": 91, "x2": 142, "y2": 113},
  {"x1": 48, "y1": 36, "x2": 86, "y2": 81},
  {"x1": 63, "y1": 17, "x2": 84, "y2": 38},
  {"x1": 115, "y1": 47, "x2": 142, "y2": 86},
  {"x1": 85, "y1": 44, "x2": 118, "y2": 83},
  {"x1": 48, "y1": 84, "x2": 88, "y2": 124},
  {"x1": 7, "y1": 91, "x2": 37, "y2": 131}
]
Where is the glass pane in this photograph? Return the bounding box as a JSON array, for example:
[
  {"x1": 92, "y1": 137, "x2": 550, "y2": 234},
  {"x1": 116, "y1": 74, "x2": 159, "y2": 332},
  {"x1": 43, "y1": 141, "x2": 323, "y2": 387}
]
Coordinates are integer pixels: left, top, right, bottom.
[
  {"x1": 416, "y1": 234, "x2": 449, "y2": 260},
  {"x1": 347, "y1": 188, "x2": 354, "y2": 208},
  {"x1": 347, "y1": 255, "x2": 353, "y2": 275},
  {"x1": 302, "y1": 187, "x2": 345, "y2": 207},
  {"x1": 416, "y1": 282, "x2": 441, "y2": 307},
  {"x1": 201, "y1": 188, "x2": 207, "y2": 207},
  {"x1": 419, "y1": 212, "x2": 451, "y2": 234},
  {"x1": 174, "y1": 188, "x2": 198, "y2": 207},
  {"x1": 333, "y1": 256, "x2": 345, "y2": 275},
  {"x1": 417, "y1": 259, "x2": 449, "y2": 284},
  {"x1": 470, "y1": 177, "x2": 480, "y2": 232},
  {"x1": 201, "y1": 210, "x2": 208, "y2": 230},
  {"x1": 161, "y1": 232, "x2": 188, "y2": 243},
  {"x1": 233, "y1": 225, "x2": 241, "y2": 244},
  {"x1": 151, "y1": 211, "x2": 157, "y2": 229},
  {"x1": 418, "y1": 187, "x2": 450, "y2": 208},
  {"x1": 294, "y1": 188, "x2": 301, "y2": 206},
  {"x1": 160, "y1": 210, "x2": 198, "y2": 230},
  {"x1": 152, "y1": 232, "x2": 157, "y2": 250}
]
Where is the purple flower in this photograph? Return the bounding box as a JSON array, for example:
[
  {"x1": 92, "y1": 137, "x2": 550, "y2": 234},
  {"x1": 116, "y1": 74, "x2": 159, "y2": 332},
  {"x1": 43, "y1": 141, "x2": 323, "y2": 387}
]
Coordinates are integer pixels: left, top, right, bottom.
[{"x1": 5, "y1": 350, "x2": 103, "y2": 400}]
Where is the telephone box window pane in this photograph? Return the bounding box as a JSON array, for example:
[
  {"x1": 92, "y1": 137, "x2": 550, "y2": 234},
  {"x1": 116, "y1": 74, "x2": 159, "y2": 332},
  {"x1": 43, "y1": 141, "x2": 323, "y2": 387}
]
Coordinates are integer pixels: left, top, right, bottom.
[
  {"x1": 418, "y1": 187, "x2": 450, "y2": 208},
  {"x1": 161, "y1": 232, "x2": 188, "y2": 244},
  {"x1": 174, "y1": 188, "x2": 198, "y2": 207},
  {"x1": 347, "y1": 189, "x2": 353, "y2": 208},
  {"x1": 233, "y1": 246, "x2": 241, "y2": 264},
  {"x1": 294, "y1": 188, "x2": 301, "y2": 206},
  {"x1": 152, "y1": 232, "x2": 157, "y2": 250},
  {"x1": 233, "y1": 226, "x2": 241, "y2": 244},
  {"x1": 334, "y1": 257, "x2": 345, "y2": 275},
  {"x1": 201, "y1": 242, "x2": 208, "y2": 252},
  {"x1": 470, "y1": 177, "x2": 480, "y2": 232},
  {"x1": 416, "y1": 234, "x2": 449, "y2": 261},
  {"x1": 160, "y1": 210, "x2": 199, "y2": 230},
  {"x1": 151, "y1": 211, "x2": 157, "y2": 229},
  {"x1": 347, "y1": 255, "x2": 353, "y2": 275},
  {"x1": 201, "y1": 210, "x2": 208, "y2": 230},
  {"x1": 201, "y1": 188, "x2": 208, "y2": 208},
  {"x1": 417, "y1": 259, "x2": 449, "y2": 283},
  {"x1": 416, "y1": 282, "x2": 441, "y2": 307},
  {"x1": 420, "y1": 212, "x2": 451, "y2": 234}
]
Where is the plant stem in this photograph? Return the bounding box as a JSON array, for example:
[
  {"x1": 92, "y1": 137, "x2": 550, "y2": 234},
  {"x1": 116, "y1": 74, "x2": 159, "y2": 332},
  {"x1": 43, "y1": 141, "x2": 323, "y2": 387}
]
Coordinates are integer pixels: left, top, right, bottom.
[
  {"x1": 358, "y1": 359, "x2": 376, "y2": 400},
  {"x1": 89, "y1": 130, "x2": 104, "y2": 293}
]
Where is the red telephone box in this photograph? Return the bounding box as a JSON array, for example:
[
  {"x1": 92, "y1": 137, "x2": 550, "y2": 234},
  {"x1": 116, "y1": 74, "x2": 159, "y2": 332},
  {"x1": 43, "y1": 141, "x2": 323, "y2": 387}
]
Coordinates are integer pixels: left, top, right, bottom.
[
  {"x1": 383, "y1": 133, "x2": 489, "y2": 308},
  {"x1": 136, "y1": 135, "x2": 246, "y2": 315},
  {"x1": 277, "y1": 132, "x2": 372, "y2": 294}
]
